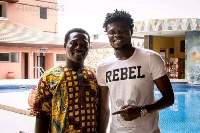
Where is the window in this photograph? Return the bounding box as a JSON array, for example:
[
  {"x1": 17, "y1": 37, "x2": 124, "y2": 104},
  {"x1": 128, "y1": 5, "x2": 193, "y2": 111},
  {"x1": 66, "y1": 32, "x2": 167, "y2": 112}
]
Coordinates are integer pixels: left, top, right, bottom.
[
  {"x1": 160, "y1": 49, "x2": 166, "y2": 59},
  {"x1": 93, "y1": 34, "x2": 99, "y2": 40},
  {"x1": 0, "y1": 4, "x2": 2, "y2": 17},
  {"x1": 0, "y1": 52, "x2": 19, "y2": 62},
  {"x1": 180, "y1": 40, "x2": 185, "y2": 52},
  {"x1": 0, "y1": 53, "x2": 9, "y2": 61},
  {"x1": 56, "y1": 54, "x2": 66, "y2": 61},
  {"x1": 40, "y1": 7, "x2": 47, "y2": 19},
  {"x1": 169, "y1": 48, "x2": 174, "y2": 54},
  {"x1": 11, "y1": 53, "x2": 19, "y2": 62},
  {"x1": 0, "y1": 2, "x2": 7, "y2": 18}
]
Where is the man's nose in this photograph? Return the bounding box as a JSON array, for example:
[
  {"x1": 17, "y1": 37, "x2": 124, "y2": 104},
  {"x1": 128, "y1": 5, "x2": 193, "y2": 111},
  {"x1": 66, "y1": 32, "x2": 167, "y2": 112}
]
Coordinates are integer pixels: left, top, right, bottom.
[
  {"x1": 75, "y1": 44, "x2": 83, "y2": 50},
  {"x1": 114, "y1": 31, "x2": 122, "y2": 37}
]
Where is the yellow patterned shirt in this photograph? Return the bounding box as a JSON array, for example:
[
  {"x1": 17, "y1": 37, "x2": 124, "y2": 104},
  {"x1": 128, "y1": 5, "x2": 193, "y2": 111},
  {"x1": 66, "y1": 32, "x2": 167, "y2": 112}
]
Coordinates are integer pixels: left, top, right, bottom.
[{"x1": 33, "y1": 65, "x2": 99, "y2": 133}]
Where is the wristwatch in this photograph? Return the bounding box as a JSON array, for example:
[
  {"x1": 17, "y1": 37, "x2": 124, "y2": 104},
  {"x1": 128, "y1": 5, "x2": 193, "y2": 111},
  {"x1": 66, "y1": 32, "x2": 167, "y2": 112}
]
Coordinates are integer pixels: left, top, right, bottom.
[{"x1": 140, "y1": 106, "x2": 148, "y2": 117}]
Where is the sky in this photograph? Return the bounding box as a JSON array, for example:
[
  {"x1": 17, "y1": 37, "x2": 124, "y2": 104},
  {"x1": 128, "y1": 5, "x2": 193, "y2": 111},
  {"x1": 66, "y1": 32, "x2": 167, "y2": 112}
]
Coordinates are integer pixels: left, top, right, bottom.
[{"x1": 57, "y1": 0, "x2": 200, "y2": 37}]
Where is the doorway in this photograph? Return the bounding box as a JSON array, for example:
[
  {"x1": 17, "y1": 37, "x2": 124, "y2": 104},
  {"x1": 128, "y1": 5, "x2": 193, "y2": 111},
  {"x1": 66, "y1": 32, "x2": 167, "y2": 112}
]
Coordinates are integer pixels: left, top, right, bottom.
[{"x1": 24, "y1": 53, "x2": 28, "y2": 79}]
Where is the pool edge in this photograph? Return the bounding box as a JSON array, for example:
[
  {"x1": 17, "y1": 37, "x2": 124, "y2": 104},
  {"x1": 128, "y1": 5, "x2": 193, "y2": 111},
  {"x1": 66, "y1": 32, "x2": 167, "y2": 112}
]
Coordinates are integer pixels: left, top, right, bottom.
[{"x1": 0, "y1": 103, "x2": 34, "y2": 117}]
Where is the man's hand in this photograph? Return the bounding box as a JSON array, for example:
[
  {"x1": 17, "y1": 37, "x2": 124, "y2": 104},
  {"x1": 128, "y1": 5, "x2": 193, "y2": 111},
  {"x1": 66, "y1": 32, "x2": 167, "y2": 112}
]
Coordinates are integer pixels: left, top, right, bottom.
[{"x1": 112, "y1": 105, "x2": 141, "y2": 121}]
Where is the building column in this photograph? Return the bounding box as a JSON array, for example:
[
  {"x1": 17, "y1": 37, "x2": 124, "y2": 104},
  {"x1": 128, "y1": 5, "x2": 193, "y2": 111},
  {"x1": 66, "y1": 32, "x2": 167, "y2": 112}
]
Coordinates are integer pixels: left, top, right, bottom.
[
  {"x1": 185, "y1": 31, "x2": 200, "y2": 84},
  {"x1": 29, "y1": 52, "x2": 34, "y2": 79},
  {"x1": 144, "y1": 35, "x2": 153, "y2": 50}
]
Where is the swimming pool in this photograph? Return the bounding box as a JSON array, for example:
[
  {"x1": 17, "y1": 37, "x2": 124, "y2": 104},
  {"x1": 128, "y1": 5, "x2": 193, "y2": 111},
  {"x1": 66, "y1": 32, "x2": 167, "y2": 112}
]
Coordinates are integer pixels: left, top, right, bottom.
[
  {"x1": 1, "y1": 82, "x2": 199, "y2": 132},
  {"x1": 155, "y1": 82, "x2": 200, "y2": 133},
  {"x1": 0, "y1": 85, "x2": 37, "y2": 93}
]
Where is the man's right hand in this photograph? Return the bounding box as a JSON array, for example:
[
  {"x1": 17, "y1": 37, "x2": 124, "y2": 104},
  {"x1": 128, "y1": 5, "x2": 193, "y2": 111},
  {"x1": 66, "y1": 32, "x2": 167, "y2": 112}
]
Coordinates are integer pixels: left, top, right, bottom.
[{"x1": 112, "y1": 105, "x2": 141, "y2": 121}]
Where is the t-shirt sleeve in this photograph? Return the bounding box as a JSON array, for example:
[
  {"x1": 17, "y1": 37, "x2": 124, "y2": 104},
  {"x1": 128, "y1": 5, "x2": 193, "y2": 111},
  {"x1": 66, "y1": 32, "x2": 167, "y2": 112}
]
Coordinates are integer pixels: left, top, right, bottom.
[
  {"x1": 149, "y1": 51, "x2": 166, "y2": 80},
  {"x1": 33, "y1": 74, "x2": 51, "y2": 115},
  {"x1": 96, "y1": 64, "x2": 107, "y2": 86}
]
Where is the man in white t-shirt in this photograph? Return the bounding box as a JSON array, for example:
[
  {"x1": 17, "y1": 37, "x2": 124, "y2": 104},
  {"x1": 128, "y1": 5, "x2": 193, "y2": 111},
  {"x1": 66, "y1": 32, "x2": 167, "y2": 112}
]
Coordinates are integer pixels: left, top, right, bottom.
[{"x1": 96, "y1": 10, "x2": 174, "y2": 133}]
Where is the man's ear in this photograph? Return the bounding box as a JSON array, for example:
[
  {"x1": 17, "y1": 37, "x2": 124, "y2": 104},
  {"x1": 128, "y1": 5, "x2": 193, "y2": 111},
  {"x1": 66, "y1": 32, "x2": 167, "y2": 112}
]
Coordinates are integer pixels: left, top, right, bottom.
[
  {"x1": 130, "y1": 29, "x2": 133, "y2": 36},
  {"x1": 64, "y1": 43, "x2": 66, "y2": 48}
]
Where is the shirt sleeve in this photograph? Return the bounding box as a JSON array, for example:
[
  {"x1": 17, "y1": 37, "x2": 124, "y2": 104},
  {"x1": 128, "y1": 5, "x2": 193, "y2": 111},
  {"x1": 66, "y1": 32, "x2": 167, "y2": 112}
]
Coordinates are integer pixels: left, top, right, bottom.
[
  {"x1": 149, "y1": 51, "x2": 166, "y2": 80},
  {"x1": 33, "y1": 73, "x2": 51, "y2": 115},
  {"x1": 96, "y1": 64, "x2": 107, "y2": 86}
]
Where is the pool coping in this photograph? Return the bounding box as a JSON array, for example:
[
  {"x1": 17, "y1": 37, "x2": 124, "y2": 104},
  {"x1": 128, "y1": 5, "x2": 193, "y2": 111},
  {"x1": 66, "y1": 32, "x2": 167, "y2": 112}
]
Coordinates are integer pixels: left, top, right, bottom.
[
  {"x1": 170, "y1": 79, "x2": 188, "y2": 82},
  {"x1": 0, "y1": 103, "x2": 34, "y2": 117}
]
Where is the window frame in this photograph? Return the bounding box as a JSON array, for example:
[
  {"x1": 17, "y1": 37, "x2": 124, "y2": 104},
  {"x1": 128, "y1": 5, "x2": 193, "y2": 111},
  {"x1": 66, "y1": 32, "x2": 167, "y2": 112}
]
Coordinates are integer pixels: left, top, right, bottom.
[
  {"x1": 0, "y1": 2, "x2": 7, "y2": 19},
  {"x1": 0, "y1": 52, "x2": 19, "y2": 63},
  {"x1": 93, "y1": 34, "x2": 99, "y2": 40}
]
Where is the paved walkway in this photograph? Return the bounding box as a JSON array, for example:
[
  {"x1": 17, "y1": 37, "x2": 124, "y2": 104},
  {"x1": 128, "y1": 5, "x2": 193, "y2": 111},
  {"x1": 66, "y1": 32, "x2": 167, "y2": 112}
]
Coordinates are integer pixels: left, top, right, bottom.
[
  {"x1": 0, "y1": 109, "x2": 35, "y2": 133},
  {"x1": 0, "y1": 91, "x2": 32, "y2": 115}
]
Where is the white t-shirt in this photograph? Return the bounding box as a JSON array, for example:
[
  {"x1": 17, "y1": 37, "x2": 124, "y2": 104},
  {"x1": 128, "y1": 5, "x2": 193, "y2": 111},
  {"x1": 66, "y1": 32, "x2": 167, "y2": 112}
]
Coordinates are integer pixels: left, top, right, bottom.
[{"x1": 96, "y1": 48, "x2": 166, "y2": 133}]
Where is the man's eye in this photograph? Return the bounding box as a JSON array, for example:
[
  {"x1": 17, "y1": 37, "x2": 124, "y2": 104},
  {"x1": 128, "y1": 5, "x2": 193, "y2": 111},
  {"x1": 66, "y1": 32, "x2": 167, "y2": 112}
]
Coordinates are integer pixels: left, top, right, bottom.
[
  {"x1": 85, "y1": 43, "x2": 89, "y2": 47},
  {"x1": 121, "y1": 29, "x2": 128, "y2": 33},
  {"x1": 108, "y1": 31, "x2": 115, "y2": 35},
  {"x1": 70, "y1": 41, "x2": 76, "y2": 45},
  {"x1": 81, "y1": 42, "x2": 89, "y2": 47}
]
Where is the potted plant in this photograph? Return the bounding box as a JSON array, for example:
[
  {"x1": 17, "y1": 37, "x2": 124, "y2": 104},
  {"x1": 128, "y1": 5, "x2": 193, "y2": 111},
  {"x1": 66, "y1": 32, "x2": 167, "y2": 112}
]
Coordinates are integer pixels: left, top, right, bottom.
[{"x1": 6, "y1": 72, "x2": 15, "y2": 79}]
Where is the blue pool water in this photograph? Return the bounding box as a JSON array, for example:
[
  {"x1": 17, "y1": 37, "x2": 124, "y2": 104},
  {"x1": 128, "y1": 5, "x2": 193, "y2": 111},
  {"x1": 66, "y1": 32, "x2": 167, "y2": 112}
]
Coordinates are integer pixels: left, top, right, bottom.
[
  {"x1": 0, "y1": 85, "x2": 37, "y2": 93},
  {"x1": 155, "y1": 82, "x2": 200, "y2": 133}
]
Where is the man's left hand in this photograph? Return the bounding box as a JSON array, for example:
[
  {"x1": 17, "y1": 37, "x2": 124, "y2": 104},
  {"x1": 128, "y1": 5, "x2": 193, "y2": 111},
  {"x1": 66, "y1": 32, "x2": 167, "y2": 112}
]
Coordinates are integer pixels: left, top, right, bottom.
[{"x1": 112, "y1": 105, "x2": 141, "y2": 121}]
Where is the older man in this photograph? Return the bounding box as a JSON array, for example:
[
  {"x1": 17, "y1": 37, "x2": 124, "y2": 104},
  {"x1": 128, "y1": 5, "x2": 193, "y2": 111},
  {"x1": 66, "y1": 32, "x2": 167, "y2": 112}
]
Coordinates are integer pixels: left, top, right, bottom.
[{"x1": 33, "y1": 28, "x2": 99, "y2": 133}]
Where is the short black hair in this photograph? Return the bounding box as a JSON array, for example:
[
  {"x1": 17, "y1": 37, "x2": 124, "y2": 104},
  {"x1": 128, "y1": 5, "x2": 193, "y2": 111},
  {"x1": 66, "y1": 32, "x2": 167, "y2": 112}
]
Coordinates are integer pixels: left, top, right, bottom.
[
  {"x1": 64, "y1": 28, "x2": 90, "y2": 43},
  {"x1": 103, "y1": 9, "x2": 134, "y2": 34}
]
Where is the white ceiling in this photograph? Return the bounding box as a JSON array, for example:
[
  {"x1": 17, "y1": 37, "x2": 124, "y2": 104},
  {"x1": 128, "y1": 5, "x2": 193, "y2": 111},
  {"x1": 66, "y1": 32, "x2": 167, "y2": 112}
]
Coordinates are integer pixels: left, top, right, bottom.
[{"x1": 133, "y1": 30, "x2": 186, "y2": 38}]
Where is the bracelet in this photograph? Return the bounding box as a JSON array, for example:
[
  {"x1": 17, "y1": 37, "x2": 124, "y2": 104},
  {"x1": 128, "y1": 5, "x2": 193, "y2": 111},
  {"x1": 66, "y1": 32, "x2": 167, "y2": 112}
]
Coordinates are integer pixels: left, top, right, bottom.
[{"x1": 140, "y1": 106, "x2": 148, "y2": 117}]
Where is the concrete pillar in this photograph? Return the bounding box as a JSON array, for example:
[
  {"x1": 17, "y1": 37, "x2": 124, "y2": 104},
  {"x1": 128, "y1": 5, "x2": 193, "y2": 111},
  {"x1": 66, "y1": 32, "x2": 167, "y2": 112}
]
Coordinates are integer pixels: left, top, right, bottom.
[
  {"x1": 144, "y1": 35, "x2": 153, "y2": 50},
  {"x1": 29, "y1": 52, "x2": 34, "y2": 79},
  {"x1": 185, "y1": 31, "x2": 200, "y2": 84}
]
